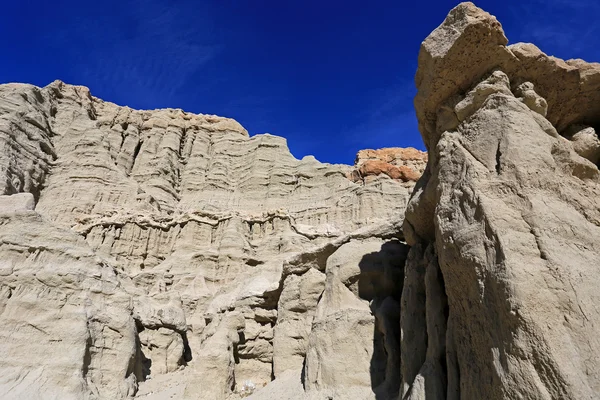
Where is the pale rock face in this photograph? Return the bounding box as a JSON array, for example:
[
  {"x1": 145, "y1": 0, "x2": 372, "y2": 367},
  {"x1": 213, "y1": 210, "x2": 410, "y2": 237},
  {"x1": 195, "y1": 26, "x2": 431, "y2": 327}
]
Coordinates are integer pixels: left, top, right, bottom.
[
  {"x1": 303, "y1": 238, "x2": 407, "y2": 398},
  {"x1": 0, "y1": 207, "x2": 138, "y2": 400},
  {"x1": 0, "y1": 192, "x2": 35, "y2": 213},
  {"x1": 7, "y1": 3, "x2": 597, "y2": 399},
  {"x1": 272, "y1": 268, "x2": 325, "y2": 377},
  {"x1": 252, "y1": 233, "x2": 408, "y2": 400},
  {"x1": 138, "y1": 328, "x2": 185, "y2": 376},
  {"x1": 404, "y1": 2, "x2": 600, "y2": 399},
  {"x1": 563, "y1": 125, "x2": 600, "y2": 164},
  {"x1": 0, "y1": 80, "x2": 418, "y2": 399}
]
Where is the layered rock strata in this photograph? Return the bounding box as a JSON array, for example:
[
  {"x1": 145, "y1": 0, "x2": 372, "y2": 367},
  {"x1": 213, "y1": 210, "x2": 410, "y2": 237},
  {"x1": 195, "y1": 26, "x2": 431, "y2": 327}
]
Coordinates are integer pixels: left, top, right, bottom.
[
  {"x1": 402, "y1": 3, "x2": 600, "y2": 399},
  {"x1": 3, "y1": 3, "x2": 596, "y2": 399},
  {"x1": 349, "y1": 147, "x2": 427, "y2": 183},
  {"x1": 0, "y1": 81, "x2": 423, "y2": 399}
]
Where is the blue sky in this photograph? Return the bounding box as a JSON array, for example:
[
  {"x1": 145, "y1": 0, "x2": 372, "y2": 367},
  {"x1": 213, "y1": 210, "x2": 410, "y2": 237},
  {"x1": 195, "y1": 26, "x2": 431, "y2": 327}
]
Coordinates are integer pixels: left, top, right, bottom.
[{"x1": 1, "y1": 1, "x2": 599, "y2": 164}]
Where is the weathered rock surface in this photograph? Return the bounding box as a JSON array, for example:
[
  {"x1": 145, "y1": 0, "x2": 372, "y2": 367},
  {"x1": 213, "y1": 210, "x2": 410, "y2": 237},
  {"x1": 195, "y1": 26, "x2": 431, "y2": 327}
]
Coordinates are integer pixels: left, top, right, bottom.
[
  {"x1": 5, "y1": 3, "x2": 596, "y2": 399},
  {"x1": 0, "y1": 199, "x2": 138, "y2": 400},
  {"x1": 403, "y1": 3, "x2": 600, "y2": 399},
  {"x1": 350, "y1": 147, "x2": 427, "y2": 183},
  {"x1": 0, "y1": 80, "x2": 418, "y2": 399}
]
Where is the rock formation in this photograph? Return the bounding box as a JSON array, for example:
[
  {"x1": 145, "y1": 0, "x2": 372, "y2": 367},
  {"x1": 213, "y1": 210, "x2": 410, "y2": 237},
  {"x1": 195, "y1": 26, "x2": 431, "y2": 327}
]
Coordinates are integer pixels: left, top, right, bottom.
[
  {"x1": 349, "y1": 148, "x2": 427, "y2": 183},
  {"x1": 402, "y1": 2, "x2": 600, "y2": 399},
  {"x1": 0, "y1": 80, "x2": 425, "y2": 399},
  {"x1": 2, "y1": 2, "x2": 600, "y2": 400}
]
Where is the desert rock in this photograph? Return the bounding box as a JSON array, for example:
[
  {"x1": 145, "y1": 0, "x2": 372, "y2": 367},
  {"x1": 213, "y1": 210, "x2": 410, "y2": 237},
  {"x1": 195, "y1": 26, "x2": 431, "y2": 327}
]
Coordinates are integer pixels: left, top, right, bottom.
[
  {"x1": 0, "y1": 80, "x2": 418, "y2": 399},
  {"x1": 350, "y1": 147, "x2": 427, "y2": 183},
  {"x1": 403, "y1": 3, "x2": 600, "y2": 399},
  {"x1": 2, "y1": 2, "x2": 597, "y2": 399}
]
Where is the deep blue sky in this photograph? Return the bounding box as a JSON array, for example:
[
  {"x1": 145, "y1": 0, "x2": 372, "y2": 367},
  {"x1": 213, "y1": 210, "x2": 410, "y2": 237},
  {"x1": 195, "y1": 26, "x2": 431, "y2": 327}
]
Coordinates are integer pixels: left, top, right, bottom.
[{"x1": 1, "y1": 1, "x2": 599, "y2": 164}]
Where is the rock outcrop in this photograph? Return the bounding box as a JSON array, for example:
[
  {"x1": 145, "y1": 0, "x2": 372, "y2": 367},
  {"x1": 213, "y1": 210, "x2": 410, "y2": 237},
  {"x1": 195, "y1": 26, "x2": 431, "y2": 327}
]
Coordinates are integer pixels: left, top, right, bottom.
[
  {"x1": 3, "y1": 3, "x2": 599, "y2": 400},
  {"x1": 0, "y1": 80, "x2": 423, "y2": 399},
  {"x1": 349, "y1": 147, "x2": 427, "y2": 183},
  {"x1": 403, "y1": 3, "x2": 600, "y2": 400}
]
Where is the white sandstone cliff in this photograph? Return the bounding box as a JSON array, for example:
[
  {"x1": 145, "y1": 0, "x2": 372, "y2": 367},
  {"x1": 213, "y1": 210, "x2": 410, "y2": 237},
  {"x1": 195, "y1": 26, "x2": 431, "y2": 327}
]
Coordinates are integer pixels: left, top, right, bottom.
[
  {"x1": 402, "y1": 3, "x2": 600, "y2": 399},
  {"x1": 0, "y1": 80, "x2": 425, "y2": 399}
]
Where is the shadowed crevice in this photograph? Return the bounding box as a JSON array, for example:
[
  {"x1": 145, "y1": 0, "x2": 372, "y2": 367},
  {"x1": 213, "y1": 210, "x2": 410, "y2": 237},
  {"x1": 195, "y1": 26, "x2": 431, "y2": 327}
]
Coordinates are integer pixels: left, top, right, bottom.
[{"x1": 358, "y1": 239, "x2": 409, "y2": 400}]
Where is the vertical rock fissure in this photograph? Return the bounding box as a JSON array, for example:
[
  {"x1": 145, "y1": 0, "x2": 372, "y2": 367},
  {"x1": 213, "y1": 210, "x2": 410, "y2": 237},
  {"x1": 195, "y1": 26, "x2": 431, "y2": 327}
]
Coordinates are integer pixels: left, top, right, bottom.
[
  {"x1": 424, "y1": 248, "x2": 449, "y2": 399},
  {"x1": 495, "y1": 141, "x2": 502, "y2": 174},
  {"x1": 399, "y1": 242, "x2": 429, "y2": 398},
  {"x1": 133, "y1": 320, "x2": 150, "y2": 383},
  {"x1": 82, "y1": 333, "x2": 92, "y2": 380},
  {"x1": 182, "y1": 331, "x2": 193, "y2": 364},
  {"x1": 130, "y1": 139, "x2": 142, "y2": 175}
]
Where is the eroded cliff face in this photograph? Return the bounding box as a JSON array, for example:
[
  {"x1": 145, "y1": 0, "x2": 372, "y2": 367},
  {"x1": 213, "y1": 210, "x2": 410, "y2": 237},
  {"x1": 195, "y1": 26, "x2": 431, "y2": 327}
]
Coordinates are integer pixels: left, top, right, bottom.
[
  {"x1": 0, "y1": 80, "x2": 425, "y2": 399},
  {"x1": 4, "y1": 3, "x2": 599, "y2": 400},
  {"x1": 402, "y1": 3, "x2": 600, "y2": 399}
]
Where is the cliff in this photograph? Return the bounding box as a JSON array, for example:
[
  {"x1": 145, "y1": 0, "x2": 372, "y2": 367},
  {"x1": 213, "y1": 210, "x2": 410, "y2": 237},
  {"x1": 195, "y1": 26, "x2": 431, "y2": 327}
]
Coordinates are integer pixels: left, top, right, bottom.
[
  {"x1": 2, "y1": 2, "x2": 600, "y2": 400},
  {"x1": 402, "y1": 3, "x2": 600, "y2": 399},
  {"x1": 0, "y1": 80, "x2": 425, "y2": 399}
]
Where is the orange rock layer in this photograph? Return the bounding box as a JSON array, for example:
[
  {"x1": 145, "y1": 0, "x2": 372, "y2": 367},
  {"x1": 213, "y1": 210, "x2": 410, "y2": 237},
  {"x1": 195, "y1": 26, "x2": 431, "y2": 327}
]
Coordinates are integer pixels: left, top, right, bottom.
[{"x1": 348, "y1": 147, "x2": 428, "y2": 183}]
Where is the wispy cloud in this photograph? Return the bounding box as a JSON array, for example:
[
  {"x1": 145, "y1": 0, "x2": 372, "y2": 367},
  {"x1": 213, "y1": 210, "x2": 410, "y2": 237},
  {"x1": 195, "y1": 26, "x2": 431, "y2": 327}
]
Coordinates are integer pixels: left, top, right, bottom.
[
  {"x1": 506, "y1": 0, "x2": 600, "y2": 59},
  {"x1": 350, "y1": 110, "x2": 421, "y2": 149},
  {"x1": 343, "y1": 77, "x2": 424, "y2": 154},
  {"x1": 46, "y1": 0, "x2": 220, "y2": 107}
]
